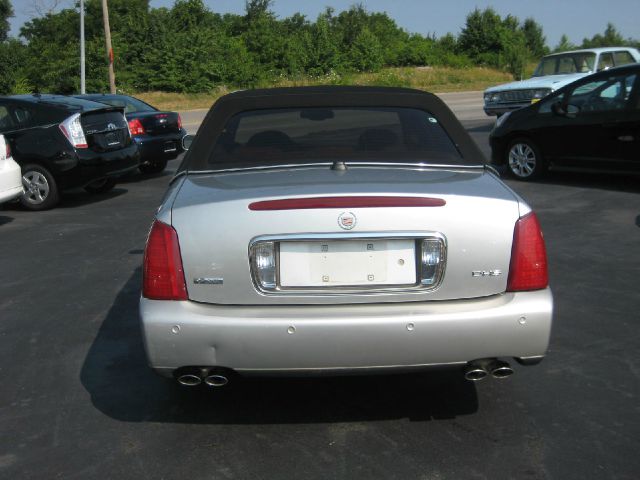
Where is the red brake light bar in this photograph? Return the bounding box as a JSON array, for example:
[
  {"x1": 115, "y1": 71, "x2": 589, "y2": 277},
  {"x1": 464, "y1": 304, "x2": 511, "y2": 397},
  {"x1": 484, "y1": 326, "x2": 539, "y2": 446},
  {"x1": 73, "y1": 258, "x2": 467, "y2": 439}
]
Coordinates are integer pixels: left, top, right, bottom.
[{"x1": 249, "y1": 196, "x2": 446, "y2": 211}]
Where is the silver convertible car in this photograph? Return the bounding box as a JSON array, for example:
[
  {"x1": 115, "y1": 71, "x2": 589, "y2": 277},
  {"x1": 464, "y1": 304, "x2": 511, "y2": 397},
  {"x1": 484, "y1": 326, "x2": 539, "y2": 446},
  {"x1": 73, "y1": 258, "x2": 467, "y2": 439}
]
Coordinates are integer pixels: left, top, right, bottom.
[{"x1": 140, "y1": 87, "x2": 553, "y2": 388}]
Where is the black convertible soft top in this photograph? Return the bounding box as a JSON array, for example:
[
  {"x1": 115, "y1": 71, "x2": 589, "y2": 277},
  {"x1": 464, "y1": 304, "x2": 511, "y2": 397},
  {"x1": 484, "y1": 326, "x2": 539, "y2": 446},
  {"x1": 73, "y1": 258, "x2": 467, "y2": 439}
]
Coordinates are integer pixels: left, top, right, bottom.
[{"x1": 179, "y1": 86, "x2": 486, "y2": 173}]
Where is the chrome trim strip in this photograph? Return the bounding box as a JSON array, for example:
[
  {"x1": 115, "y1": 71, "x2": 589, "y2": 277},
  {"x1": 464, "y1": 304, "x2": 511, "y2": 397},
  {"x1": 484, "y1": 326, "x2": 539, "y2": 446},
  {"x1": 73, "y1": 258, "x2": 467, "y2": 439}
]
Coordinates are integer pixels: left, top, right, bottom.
[
  {"x1": 184, "y1": 162, "x2": 484, "y2": 176},
  {"x1": 248, "y1": 231, "x2": 447, "y2": 296},
  {"x1": 193, "y1": 277, "x2": 224, "y2": 285}
]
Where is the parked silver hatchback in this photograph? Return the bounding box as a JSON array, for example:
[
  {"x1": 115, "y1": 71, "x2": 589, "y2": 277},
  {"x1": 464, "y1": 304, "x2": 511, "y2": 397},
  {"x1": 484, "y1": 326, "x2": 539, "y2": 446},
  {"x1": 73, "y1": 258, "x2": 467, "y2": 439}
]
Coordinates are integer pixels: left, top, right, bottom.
[{"x1": 139, "y1": 87, "x2": 553, "y2": 388}]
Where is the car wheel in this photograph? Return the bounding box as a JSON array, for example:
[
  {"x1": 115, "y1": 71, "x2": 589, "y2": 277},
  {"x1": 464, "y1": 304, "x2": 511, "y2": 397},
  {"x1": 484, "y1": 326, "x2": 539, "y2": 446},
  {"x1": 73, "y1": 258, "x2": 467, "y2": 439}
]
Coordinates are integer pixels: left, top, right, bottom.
[
  {"x1": 84, "y1": 178, "x2": 117, "y2": 194},
  {"x1": 139, "y1": 158, "x2": 168, "y2": 174},
  {"x1": 506, "y1": 138, "x2": 546, "y2": 180},
  {"x1": 20, "y1": 164, "x2": 60, "y2": 211}
]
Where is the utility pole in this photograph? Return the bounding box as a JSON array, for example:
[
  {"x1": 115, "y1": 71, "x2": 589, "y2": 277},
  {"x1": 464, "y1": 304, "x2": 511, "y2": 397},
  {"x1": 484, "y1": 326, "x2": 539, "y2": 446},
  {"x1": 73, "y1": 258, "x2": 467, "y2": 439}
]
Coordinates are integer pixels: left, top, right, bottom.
[
  {"x1": 101, "y1": 0, "x2": 116, "y2": 93},
  {"x1": 80, "y1": 0, "x2": 86, "y2": 94}
]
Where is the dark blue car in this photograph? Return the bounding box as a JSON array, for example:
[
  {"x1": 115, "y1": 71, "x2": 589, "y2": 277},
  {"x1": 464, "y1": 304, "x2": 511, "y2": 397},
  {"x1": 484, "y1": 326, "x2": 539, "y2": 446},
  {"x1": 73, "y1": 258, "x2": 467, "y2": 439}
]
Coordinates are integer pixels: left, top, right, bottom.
[{"x1": 75, "y1": 94, "x2": 187, "y2": 173}]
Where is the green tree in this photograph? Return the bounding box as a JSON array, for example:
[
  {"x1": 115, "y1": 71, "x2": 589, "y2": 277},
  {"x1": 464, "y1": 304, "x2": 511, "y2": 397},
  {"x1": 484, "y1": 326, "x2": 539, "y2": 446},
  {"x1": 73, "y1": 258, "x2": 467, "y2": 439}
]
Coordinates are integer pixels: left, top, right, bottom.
[
  {"x1": 501, "y1": 31, "x2": 529, "y2": 79},
  {"x1": 20, "y1": 9, "x2": 82, "y2": 93},
  {"x1": 0, "y1": 39, "x2": 28, "y2": 94},
  {"x1": 458, "y1": 8, "x2": 504, "y2": 65},
  {"x1": 521, "y1": 18, "x2": 547, "y2": 57},
  {"x1": 0, "y1": 0, "x2": 12, "y2": 41},
  {"x1": 305, "y1": 11, "x2": 340, "y2": 75},
  {"x1": 346, "y1": 26, "x2": 383, "y2": 72},
  {"x1": 582, "y1": 23, "x2": 626, "y2": 48},
  {"x1": 554, "y1": 34, "x2": 576, "y2": 52}
]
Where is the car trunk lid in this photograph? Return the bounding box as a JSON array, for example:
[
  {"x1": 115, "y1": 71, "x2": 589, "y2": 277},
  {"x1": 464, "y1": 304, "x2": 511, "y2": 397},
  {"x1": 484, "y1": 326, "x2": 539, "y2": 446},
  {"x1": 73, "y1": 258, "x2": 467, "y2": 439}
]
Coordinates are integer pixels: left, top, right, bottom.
[
  {"x1": 80, "y1": 108, "x2": 131, "y2": 152},
  {"x1": 129, "y1": 111, "x2": 181, "y2": 135},
  {"x1": 170, "y1": 166, "x2": 521, "y2": 305}
]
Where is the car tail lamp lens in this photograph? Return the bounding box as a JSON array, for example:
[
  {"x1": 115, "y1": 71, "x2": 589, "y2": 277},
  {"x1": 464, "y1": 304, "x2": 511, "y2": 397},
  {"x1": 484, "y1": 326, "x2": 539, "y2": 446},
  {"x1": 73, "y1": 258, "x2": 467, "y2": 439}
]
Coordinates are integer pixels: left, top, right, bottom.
[
  {"x1": 128, "y1": 118, "x2": 145, "y2": 136},
  {"x1": 177, "y1": 113, "x2": 182, "y2": 130},
  {"x1": 59, "y1": 113, "x2": 88, "y2": 148},
  {"x1": 420, "y1": 238, "x2": 445, "y2": 286},
  {"x1": 250, "y1": 241, "x2": 276, "y2": 290},
  {"x1": 507, "y1": 212, "x2": 548, "y2": 291},
  {"x1": 143, "y1": 220, "x2": 188, "y2": 300}
]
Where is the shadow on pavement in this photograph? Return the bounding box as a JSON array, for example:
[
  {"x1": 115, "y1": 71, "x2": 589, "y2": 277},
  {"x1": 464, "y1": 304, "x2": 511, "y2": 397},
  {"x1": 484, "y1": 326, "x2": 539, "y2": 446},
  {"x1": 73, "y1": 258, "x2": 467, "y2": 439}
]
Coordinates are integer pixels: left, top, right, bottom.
[
  {"x1": 57, "y1": 187, "x2": 129, "y2": 208},
  {"x1": 119, "y1": 170, "x2": 175, "y2": 184},
  {"x1": 502, "y1": 170, "x2": 640, "y2": 194},
  {"x1": 81, "y1": 268, "x2": 479, "y2": 424},
  {"x1": 538, "y1": 170, "x2": 640, "y2": 194},
  {"x1": 0, "y1": 215, "x2": 13, "y2": 226}
]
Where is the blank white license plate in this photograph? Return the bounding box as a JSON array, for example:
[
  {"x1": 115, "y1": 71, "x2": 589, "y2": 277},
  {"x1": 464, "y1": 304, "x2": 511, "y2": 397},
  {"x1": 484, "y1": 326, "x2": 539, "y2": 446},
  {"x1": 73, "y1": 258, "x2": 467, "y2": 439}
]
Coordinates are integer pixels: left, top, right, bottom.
[{"x1": 279, "y1": 240, "x2": 416, "y2": 287}]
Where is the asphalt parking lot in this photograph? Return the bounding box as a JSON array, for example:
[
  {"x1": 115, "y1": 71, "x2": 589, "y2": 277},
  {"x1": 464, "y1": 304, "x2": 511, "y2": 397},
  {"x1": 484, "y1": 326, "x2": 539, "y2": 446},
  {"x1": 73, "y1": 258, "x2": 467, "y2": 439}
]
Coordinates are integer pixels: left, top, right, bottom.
[{"x1": 1, "y1": 96, "x2": 639, "y2": 480}]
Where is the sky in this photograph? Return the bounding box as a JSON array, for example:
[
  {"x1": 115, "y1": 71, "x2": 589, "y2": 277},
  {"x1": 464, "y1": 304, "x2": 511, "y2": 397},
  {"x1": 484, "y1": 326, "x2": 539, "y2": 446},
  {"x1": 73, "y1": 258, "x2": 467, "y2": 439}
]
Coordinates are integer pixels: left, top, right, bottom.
[{"x1": 8, "y1": 0, "x2": 640, "y2": 47}]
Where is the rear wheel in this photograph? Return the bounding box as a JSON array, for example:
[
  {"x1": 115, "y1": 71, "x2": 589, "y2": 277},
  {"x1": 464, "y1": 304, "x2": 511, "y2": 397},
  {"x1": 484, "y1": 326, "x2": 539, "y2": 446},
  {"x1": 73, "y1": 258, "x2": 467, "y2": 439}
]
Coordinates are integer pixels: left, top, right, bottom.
[
  {"x1": 84, "y1": 178, "x2": 117, "y2": 194},
  {"x1": 506, "y1": 138, "x2": 546, "y2": 180},
  {"x1": 20, "y1": 164, "x2": 59, "y2": 211},
  {"x1": 139, "y1": 158, "x2": 168, "y2": 174}
]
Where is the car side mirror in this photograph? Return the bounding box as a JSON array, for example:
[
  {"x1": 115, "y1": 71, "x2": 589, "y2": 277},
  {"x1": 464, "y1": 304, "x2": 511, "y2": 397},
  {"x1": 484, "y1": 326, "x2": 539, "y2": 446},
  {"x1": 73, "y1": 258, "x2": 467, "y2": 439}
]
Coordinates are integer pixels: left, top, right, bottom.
[{"x1": 182, "y1": 134, "x2": 194, "y2": 151}]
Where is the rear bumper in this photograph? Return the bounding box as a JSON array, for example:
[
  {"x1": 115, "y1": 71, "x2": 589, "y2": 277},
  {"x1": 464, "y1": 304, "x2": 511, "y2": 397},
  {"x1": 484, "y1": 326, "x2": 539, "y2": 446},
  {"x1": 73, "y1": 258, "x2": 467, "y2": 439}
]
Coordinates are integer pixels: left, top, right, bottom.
[
  {"x1": 60, "y1": 145, "x2": 140, "y2": 189},
  {"x1": 134, "y1": 129, "x2": 185, "y2": 163},
  {"x1": 140, "y1": 289, "x2": 553, "y2": 376},
  {"x1": 0, "y1": 159, "x2": 23, "y2": 203}
]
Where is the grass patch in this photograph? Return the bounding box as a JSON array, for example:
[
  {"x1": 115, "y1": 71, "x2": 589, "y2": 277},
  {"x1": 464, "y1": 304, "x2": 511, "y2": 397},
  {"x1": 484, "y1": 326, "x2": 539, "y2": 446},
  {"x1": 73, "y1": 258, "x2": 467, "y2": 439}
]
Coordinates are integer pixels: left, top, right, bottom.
[
  {"x1": 136, "y1": 88, "x2": 230, "y2": 112},
  {"x1": 135, "y1": 66, "x2": 514, "y2": 111}
]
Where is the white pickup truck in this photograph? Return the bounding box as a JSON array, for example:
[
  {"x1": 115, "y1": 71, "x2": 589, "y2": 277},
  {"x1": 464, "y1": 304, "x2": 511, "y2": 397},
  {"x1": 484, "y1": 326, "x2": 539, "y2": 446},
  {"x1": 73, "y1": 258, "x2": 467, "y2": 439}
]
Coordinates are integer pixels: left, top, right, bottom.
[{"x1": 483, "y1": 47, "x2": 640, "y2": 116}]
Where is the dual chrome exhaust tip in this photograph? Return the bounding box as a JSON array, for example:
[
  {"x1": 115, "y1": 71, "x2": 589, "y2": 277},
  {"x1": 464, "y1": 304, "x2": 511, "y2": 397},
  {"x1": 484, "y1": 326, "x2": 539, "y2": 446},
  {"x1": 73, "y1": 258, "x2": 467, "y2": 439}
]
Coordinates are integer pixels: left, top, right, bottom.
[
  {"x1": 177, "y1": 361, "x2": 514, "y2": 385},
  {"x1": 177, "y1": 369, "x2": 230, "y2": 387},
  {"x1": 463, "y1": 359, "x2": 514, "y2": 381}
]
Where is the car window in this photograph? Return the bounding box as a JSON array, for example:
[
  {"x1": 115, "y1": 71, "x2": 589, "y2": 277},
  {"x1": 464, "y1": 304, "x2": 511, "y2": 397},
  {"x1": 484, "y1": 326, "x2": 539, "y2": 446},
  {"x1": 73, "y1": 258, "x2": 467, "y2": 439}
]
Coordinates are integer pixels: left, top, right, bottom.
[
  {"x1": 124, "y1": 97, "x2": 156, "y2": 113},
  {"x1": 13, "y1": 106, "x2": 34, "y2": 128},
  {"x1": 568, "y1": 73, "x2": 636, "y2": 113},
  {"x1": 40, "y1": 96, "x2": 105, "y2": 110},
  {"x1": 613, "y1": 51, "x2": 635, "y2": 66},
  {"x1": 96, "y1": 96, "x2": 156, "y2": 113},
  {"x1": 598, "y1": 53, "x2": 614, "y2": 71},
  {"x1": 535, "y1": 58, "x2": 557, "y2": 76},
  {"x1": 101, "y1": 99, "x2": 128, "y2": 110},
  {"x1": 533, "y1": 52, "x2": 596, "y2": 76},
  {"x1": 210, "y1": 107, "x2": 467, "y2": 168},
  {"x1": 572, "y1": 81, "x2": 607, "y2": 97},
  {"x1": 0, "y1": 106, "x2": 15, "y2": 132},
  {"x1": 557, "y1": 57, "x2": 577, "y2": 74}
]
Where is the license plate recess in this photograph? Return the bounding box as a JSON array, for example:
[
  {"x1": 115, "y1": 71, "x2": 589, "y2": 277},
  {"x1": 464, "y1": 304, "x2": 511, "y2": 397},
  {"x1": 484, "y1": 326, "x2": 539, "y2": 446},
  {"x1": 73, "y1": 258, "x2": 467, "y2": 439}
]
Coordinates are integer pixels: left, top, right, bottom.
[{"x1": 279, "y1": 239, "x2": 416, "y2": 288}]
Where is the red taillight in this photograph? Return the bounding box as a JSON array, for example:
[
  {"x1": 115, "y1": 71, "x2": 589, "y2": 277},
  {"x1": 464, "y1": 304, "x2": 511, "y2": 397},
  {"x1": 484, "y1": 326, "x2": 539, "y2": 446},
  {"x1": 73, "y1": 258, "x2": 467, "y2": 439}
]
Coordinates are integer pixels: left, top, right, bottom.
[
  {"x1": 128, "y1": 118, "x2": 145, "y2": 136},
  {"x1": 59, "y1": 113, "x2": 88, "y2": 149},
  {"x1": 177, "y1": 113, "x2": 182, "y2": 130},
  {"x1": 5, "y1": 141, "x2": 9, "y2": 158},
  {"x1": 506, "y1": 212, "x2": 548, "y2": 292},
  {"x1": 143, "y1": 220, "x2": 188, "y2": 300}
]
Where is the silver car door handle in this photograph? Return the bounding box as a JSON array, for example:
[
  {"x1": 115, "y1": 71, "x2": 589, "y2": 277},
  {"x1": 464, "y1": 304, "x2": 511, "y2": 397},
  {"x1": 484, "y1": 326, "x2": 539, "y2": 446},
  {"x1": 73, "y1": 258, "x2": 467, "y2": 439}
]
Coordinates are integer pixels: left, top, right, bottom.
[{"x1": 617, "y1": 135, "x2": 634, "y2": 142}]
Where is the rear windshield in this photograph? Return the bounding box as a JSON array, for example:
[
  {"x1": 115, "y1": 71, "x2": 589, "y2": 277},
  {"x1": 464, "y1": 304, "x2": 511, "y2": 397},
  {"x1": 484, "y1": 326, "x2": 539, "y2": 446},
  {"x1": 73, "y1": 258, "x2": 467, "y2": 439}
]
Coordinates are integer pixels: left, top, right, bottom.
[
  {"x1": 92, "y1": 96, "x2": 156, "y2": 113},
  {"x1": 208, "y1": 107, "x2": 466, "y2": 168},
  {"x1": 40, "y1": 96, "x2": 109, "y2": 111}
]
